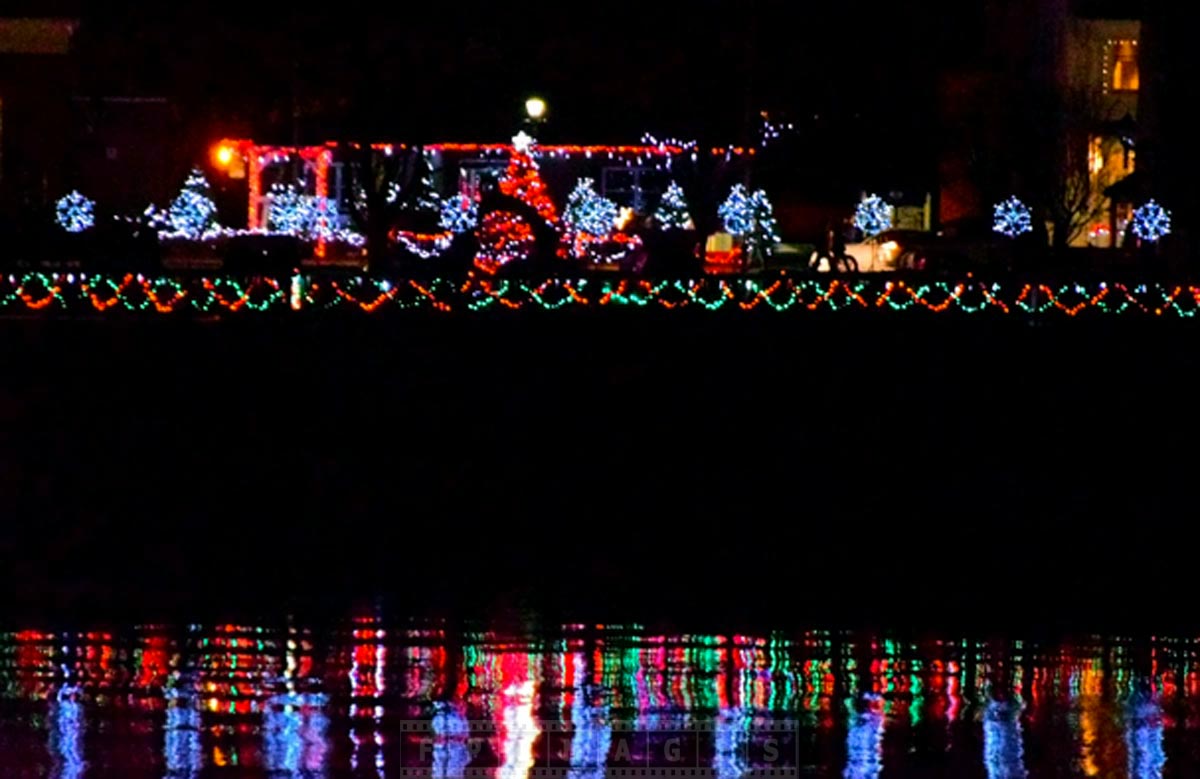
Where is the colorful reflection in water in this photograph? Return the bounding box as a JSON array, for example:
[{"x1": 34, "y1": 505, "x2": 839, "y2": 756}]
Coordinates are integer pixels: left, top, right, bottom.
[{"x1": 4, "y1": 625, "x2": 1200, "y2": 777}]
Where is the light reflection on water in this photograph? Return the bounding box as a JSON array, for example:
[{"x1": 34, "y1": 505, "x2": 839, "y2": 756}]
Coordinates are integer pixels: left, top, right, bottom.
[{"x1": 0, "y1": 624, "x2": 1196, "y2": 777}]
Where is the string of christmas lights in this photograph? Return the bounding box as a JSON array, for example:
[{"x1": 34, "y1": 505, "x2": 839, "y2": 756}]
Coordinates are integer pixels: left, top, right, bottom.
[{"x1": 6, "y1": 274, "x2": 1200, "y2": 317}]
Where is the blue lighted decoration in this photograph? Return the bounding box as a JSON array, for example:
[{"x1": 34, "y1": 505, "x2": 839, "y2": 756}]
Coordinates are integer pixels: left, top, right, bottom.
[
  {"x1": 992, "y1": 196, "x2": 1033, "y2": 238},
  {"x1": 719, "y1": 184, "x2": 781, "y2": 258},
  {"x1": 1132, "y1": 200, "x2": 1171, "y2": 242},
  {"x1": 55, "y1": 191, "x2": 95, "y2": 233},
  {"x1": 164, "y1": 690, "x2": 202, "y2": 775},
  {"x1": 719, "y1": 184, "x2": 755, "y2": 236},
  {"x1": 844, "y1": 695, "x2": 884, "y2": 779},
  {"x1": 50, "y1": 685, "x2": 86, "y2": 779},
  {"x1": 983, "y1": 699, "x2": 1027, "y2": 779},
  {"x1": 654, "y1": 181, "x2": 693, "y2": 230},
  {"x1": 854, "y1": 195, "x2": 893, "y2": 237},
  {"x1": 268, "y1": 184, "x2": 340, "y2": 239},
  {"x1": 439, "y1": 194, "x2": 480, "y2": 233},
  {"x1": 565, "y1": 178, "x2": 619, "y2": 238},
  {"x1": 268, "y1": 184, "x2": 314, "y2": 235},
  {"x1": 164, "y1": 169, "x2": 219, "y2": 239},
  {"x1": 432, "y1": 701, "x2": 471, "y2": 779}
]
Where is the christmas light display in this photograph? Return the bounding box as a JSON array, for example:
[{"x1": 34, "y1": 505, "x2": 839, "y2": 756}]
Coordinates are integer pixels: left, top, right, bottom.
[
  {"x1": 717, "y1": 185, "x2": 752, "y2": 235},
  {"x1": 854, "y1": 195, "x2": 893, "y2": 237},
  {"x1": 564, "y1": 179, "x2": 618, "y2": 238},
  {"x1": 395, "y1": 231, "x2": 454, "y2": 259},
  {"x1": 718, "y1": 185, "x2": 781, "y2": 260},
  {"x1": 992, "y1": 197, "x2": 1033, "y2": 239},
  {"x1": 55, "y1": 191, "x2": 95, "y2": 233},
  {"x1": 160, "y1": 169, "x2": 220, "y2": 239},
  {"x1": 640, "y1": 133, "x2": 697, "y2": 152},
  {"x1": 758, "y1": 115, "x2": 794, "y2": 148},
  {"x1": 399, "y1": 172, "x2": 441, "y2": 215},
  {"x1": 653, "y1": 182, "x2": 693, "y2": 230},
  {"x1": 1132, "y1": 200, "x2": 1172, "y2": 242},
  {"x1": 499, "y1": 135, "x2": 558, "y2": 223},
  {"x1": 475, "y1": 211, "x2": 537, "y2": 274},
  {"x1": 267, "y1": 184, "x2": 322, "y2": 236},
  {"x1": 10, "y1": 273, "x2": 1200, "y2": 317},
  {"x1": 439, "y1": 194, "x2": 479, "y2": 233}
]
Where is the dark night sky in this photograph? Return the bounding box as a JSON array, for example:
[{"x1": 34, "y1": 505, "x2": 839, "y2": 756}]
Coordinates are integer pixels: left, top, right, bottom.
[
  {"x1": 13, "y1": 1, "x2": 985, "y2": 196},
  {"x1": 63, "y1": 2, "x2": 981, "y2": 140}
]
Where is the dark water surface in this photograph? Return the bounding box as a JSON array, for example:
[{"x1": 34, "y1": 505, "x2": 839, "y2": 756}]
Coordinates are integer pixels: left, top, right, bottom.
[
  {"x1": 4, "y1": 316, "x2": 1199, "y2": 629},
  {"x1": 4, "y1": 315, "x2": 1200, "y2": 777},
  {"x1": 1, "y1": 621, "x2": 1193, "y2": 778}
]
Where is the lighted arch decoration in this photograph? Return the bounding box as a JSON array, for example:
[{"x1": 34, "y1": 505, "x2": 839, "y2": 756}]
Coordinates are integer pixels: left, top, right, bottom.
[{"x1": 215, "y1": 139, "x2": 334, "y2": 254}]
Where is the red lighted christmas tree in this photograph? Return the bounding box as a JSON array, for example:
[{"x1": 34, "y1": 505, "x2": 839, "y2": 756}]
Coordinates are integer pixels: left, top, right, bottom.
[{"x1": 499, "y1": 132, "x2": 558, "y2": 223}]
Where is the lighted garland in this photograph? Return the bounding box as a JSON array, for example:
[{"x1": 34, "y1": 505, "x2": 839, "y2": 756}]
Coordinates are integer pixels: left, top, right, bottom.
[
  {"x1": 992, "y1": 197, "x2": 1033, "y2": 239},
  {"x1": 1132, "y1": 200, "x2": 1172, "y2": 243},
  {"x1": 395, "y1": 231, "x2": 454, "y2": 259},
  {"x1": 854, "y1": 195, "x2": 893, "y2": 237},
  {"x1": 6, "y1": 274, "x2": 1200, "y2": 318},
  {"x1": 56, "y1": 191, "x2": 96, "y2": 233}
]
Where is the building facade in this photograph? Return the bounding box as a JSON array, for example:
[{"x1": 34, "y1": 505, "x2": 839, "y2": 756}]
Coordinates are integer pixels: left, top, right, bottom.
[{"x1": 938, "y1": 0, "x2": 1142, "y2": 248}]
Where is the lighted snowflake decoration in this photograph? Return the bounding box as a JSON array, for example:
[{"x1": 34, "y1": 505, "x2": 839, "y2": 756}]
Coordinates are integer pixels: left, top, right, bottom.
[
  {"x1": 439, "y1": 194, "x2": 479, "y2": 233},
  {"x1": 992, "y1": 196, "x2": 1033, "y2": 238},
  {"x1": 55, "y1": 191, "x2": 95, "y2": 233},
  {"x1": 1132, "y1": 199, "x2": 1172, "y2": 242},
  {"x1": 854, "y1": 195, "x2": 893, "y2": 237}
]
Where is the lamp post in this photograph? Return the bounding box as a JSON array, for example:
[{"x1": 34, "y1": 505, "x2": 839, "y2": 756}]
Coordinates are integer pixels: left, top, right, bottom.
[{"x1": 524, "y1": 96, "x2": 547, "y2": 137}]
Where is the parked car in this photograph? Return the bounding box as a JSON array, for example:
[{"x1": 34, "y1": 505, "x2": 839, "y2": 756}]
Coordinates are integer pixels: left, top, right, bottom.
[{"x1": 875, "y1": 225, "x2": 1007, "y2": 272}]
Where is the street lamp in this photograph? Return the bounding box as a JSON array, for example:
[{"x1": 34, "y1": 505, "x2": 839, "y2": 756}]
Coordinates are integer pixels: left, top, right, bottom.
[{"x1": 525, "y1": 96, "x2": 547, "y2": 122}]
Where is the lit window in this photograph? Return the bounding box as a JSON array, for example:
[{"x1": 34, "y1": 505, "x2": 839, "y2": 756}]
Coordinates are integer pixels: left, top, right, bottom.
[{"x1": 1110, "y1": 40, "x2": 1139, "y2": 92}]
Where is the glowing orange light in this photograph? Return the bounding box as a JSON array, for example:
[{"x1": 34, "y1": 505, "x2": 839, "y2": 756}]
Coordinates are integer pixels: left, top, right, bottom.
[{"x1": 215, "y1": 145, "x2": 234, "y2": 167}]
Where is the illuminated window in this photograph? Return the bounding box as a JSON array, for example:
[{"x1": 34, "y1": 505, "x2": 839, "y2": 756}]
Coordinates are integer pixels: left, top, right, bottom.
[{"x1": 1109, "y1": 40, "x2": 1139, "y2": 92}]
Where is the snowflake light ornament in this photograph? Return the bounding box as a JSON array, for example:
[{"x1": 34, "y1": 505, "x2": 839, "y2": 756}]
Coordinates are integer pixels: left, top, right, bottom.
[
  {"x1": 992, "y1": 196, "x2": 1033, "y2": 238},
  {"x1": 56, "y1": 191, "x2": 95, "y2": 233},
  {"x1": 1132, "y1": 200, "x2": 1171, "y2": 242},
  {"x1": 439, "y1": 194, "x2": 479, "y2": 233},
  {"x1": 854, "y1": 195, "x2": 893, "y2": 237}
]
